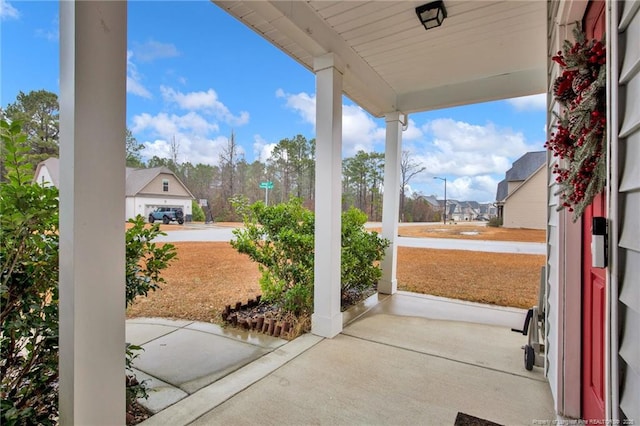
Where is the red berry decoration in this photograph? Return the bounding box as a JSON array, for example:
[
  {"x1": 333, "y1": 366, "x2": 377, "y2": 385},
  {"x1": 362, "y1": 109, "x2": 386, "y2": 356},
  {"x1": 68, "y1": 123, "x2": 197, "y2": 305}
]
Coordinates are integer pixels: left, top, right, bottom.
[{"x1": 546, "y1": 24, "x2": 607, "y2": 221}]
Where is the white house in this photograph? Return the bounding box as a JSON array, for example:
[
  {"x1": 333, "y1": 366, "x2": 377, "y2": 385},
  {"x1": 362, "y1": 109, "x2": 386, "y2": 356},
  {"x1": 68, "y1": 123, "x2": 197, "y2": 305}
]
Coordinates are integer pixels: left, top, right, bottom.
[
  {"x1": 34, "y1": 157, "x2": 60, "y2": 188},
  {"x1": 55, "y1": 1, "x2": 639, "y2": 423},
  {"x1": 34, "y1": 157, "x2": 194, "y2": 221}
]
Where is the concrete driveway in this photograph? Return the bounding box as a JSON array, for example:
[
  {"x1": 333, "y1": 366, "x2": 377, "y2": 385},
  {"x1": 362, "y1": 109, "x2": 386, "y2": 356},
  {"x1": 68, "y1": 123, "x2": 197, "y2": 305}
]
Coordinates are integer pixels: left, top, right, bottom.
[{"x1": 153, "y1": 224, "x2": 237, "y2": 243}]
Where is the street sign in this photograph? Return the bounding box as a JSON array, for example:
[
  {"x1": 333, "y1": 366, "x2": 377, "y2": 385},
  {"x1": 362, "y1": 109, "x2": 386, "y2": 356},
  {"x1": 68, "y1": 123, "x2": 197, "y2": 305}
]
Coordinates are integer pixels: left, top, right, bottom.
[{"x1": 260, "y1": 181, "x2": 273, "y2": 205}]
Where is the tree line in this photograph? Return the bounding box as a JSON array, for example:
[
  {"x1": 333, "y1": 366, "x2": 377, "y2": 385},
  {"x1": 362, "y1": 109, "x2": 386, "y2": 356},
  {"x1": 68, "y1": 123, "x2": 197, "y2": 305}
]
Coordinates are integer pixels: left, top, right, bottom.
[{"x1": 1, "y1": 90, "x2": 438, "y2": 222}]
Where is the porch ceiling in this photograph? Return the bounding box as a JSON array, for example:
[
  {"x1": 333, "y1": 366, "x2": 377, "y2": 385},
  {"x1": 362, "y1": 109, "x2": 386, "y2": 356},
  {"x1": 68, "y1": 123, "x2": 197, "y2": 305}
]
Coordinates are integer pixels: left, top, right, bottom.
[{"x1": 212, "y1": 0, "x2": 547, "y2": 117}]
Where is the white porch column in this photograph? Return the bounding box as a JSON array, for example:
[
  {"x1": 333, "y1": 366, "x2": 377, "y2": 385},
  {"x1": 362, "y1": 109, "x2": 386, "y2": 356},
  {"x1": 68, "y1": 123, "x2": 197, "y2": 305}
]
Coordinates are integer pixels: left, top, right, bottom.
[
  {"x1": 312, "y1": 53, "x2": 344, "y2": 338},
  {"x1": 59, "y1": 2, "x2": 127, "y2": 424},
  {"x1": 378, "y1": 112, "x2": 404, "y2": 294}
]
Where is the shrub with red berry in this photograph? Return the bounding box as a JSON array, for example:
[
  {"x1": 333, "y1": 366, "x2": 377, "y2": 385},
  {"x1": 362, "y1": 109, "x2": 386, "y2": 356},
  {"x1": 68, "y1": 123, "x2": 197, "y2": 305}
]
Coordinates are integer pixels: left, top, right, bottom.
[{"x1": 545, "y1": 25, "x2": 606, "y2": 221}]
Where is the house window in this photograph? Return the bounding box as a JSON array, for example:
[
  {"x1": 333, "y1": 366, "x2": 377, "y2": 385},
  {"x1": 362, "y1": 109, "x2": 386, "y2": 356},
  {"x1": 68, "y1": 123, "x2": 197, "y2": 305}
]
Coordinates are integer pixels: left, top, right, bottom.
[{"x1": 162, "y1": 179, "x2": 169, "y2": 192}]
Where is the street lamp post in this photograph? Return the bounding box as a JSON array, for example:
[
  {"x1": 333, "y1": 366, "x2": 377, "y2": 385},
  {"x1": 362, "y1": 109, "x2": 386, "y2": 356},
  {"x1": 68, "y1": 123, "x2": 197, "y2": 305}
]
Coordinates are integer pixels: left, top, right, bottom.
[{"x1": 433, "y1": 176, "x2": 447, "y2": 224}]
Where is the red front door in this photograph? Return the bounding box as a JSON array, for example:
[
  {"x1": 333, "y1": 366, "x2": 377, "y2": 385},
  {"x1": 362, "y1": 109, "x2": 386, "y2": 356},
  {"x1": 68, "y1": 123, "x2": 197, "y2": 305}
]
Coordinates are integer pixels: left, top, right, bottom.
[
  {"x1": 582, "y1": 193, "x2": 606, "y2": 420},
  {"x1": 581, "y1": 1, "x2": 606, "y2": 421}
]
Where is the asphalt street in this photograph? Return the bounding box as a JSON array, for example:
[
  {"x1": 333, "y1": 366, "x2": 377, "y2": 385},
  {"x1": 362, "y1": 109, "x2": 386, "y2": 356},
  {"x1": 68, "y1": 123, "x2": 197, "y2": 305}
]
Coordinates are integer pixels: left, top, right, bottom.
[{"x1": 154, "y1": 224, "x2": 545, "y2": 255}]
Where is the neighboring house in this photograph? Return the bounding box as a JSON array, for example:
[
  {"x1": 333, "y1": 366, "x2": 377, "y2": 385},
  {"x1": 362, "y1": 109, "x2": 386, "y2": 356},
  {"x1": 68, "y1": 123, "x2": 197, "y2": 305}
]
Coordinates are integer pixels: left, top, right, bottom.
[
  {"x1": 495, "y1": 151, "x2": 546, "y2": 230},
  {"x1": 437, "y1": 199, "x2": 484, "y2": 222},
  {"x1": 460, "y1": 201, "x2": 481, "y2": 221},
  {"x1": 421, "y1": 194, "x2": 440, "y2": 209},
  {"x1": 57, "y1": 1, "x2": 639, "y2": 423},
  {"x1": 447, "y1": 200, "x2": 465, "y2": 221},
  {"x1": 34, "y1": 157, "x2": 194, "y2": 221},
  {"x1": 124, "y1": 166, "x2": 194, "y2": 221},
  {"x1": 33, "y1": 157, "x2": 60, "y2": 188},
  {"x1": 478, "y1": 203, "x2": 497, "y2": 219}
]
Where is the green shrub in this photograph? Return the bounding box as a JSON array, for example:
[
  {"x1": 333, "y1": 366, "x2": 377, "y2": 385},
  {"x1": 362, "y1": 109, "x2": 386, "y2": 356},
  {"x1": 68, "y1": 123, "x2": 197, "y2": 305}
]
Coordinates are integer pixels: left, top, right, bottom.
[
  {"x1": 488, "y1": 216, "x2": 503, "y2": 227},
  {"x1": 232, "y1": 197, "x2": 314, "y2": 314},
  {"x1": 1, "y1": 119, "x2": 177, "y2": 424},
  {"x1": 231, "y1": 197, "x2": 389, "y2": 315},
  {"x1": 125, "y1": 216, "x2": 178, "y2": 307},
  {"x1": 1, "y1": 119, "x2": 60, "y2": 424},
  {"x1": 341, "y1": 207, "x2": 389, "y2": 293},
  {"x1": 191, "y1": 200, "x2": 205, "y2": 222}
]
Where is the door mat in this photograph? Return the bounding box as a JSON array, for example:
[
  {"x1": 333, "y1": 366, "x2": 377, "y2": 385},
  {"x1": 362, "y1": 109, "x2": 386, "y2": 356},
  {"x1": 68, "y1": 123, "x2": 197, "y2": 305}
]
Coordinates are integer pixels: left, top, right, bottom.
[{"x1": 454, "y1": 412, "x2": 503, "y2": 426}]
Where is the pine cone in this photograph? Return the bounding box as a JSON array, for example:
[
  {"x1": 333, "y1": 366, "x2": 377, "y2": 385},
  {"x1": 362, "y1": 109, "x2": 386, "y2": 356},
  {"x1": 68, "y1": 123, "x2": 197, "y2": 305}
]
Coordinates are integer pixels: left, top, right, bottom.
[
  {"x1": 572, "y1": 71, "x2": 592, "y2": 94},
  {"x1": 569, "y1": 113, "x2": 582, "y2": 129},
  {"x1": 554, "y1": 75, "x2": 575, "y2": 104}
]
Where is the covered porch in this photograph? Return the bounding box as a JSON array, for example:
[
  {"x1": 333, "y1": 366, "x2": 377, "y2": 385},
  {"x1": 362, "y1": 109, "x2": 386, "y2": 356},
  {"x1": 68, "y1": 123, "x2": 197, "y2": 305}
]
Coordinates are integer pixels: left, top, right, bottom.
[
  {"x1": 135, "y1": 292, "x2": 554, "y2": 425},
  {"x1": 58, "y1": 1, "x2": 548, "y2": 422}
]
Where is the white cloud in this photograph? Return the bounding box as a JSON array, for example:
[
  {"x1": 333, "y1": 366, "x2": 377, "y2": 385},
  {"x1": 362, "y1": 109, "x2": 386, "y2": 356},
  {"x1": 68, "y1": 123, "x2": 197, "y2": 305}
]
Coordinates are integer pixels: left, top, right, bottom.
[
  {"x1": 141, "y1": 134, "x2": 232, "y2": 166},
  {"x1": 446, "y1": 175, "x2": 500, "y2": 202},
  {"x1": 131, "y1": 86, "x2": 251, "y2": 166},
  {"x1": 131, "y1": 111, "x2": 249, "y2": 165},
  {"x1": 127, "y1": 51, "x2": 152, "y2": 99},
  {"x1": 131, "y1": 39, "x2": 180, "y2": 62},
  {"x1": 0, "y1": 0, "x2": 19, "y2": 20},
  {"x1": 161, "y1": 86, "x2": 249, "y2": 126},
  {"x1": 402, "y1": 118, "x2": 424, "y2": 140},
  {"x1": 253, "y1": 135, "x2": 276, "y2": 163},
  {"x1": 276, "y1": 89, "x2": 315, "y2": 124},
  {"x1": 277, "y1": 89, "x2": 385, "y2": 156},
  {"x1": 412, "y1": 118, "x2": 535, "y2": 176},
  {"x1": 277, "y1": 90, "x2": 540, "y2": 202},
  {"x1": 403, "y1": 118, "x2": 540, "y2": 201},
  {"x1": 342, "y1": 104, "x2": 385, "y2": 155},
  {"x1": 131, "y1": 111, "x2": 219, "y2": 139},
  {"x1": 507, "y1": 93, "x2": 547, "y2": 111},
  {"x1": 127, "y1": 77, "x2": 152, "y2": 99}
]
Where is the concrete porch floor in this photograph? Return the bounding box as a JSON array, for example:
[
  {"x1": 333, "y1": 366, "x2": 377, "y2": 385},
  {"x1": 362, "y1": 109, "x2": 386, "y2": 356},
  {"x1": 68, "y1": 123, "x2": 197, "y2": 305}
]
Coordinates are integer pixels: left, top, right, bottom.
[{"x1": 133, "y1": 292, "x2": 555, "y2": 425}]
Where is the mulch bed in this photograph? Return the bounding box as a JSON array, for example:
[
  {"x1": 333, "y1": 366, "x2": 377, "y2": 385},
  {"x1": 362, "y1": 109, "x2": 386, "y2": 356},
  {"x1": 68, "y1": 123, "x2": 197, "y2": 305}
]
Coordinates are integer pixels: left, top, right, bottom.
[
  {"x1": 222, "y1": 288, "x2": 376, "y2": 339},
  {"x1": 127, "y1": 402, "x2": 151, "y2": 425}
]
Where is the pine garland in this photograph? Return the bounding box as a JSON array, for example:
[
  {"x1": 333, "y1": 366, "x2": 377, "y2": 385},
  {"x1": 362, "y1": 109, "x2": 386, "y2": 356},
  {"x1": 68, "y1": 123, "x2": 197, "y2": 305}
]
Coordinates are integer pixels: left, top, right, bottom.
[{"x1": 544, "y1": 25, "x2": 606, "y2": 221}]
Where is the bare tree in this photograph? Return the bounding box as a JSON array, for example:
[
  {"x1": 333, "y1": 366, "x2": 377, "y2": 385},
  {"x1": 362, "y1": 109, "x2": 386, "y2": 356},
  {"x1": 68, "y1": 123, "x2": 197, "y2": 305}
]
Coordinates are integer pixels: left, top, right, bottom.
[
  {"x1": 218, "y1": 130, "x2": 242, "y2": 218},
  {"x1": 168, "y1": 135, "x2": 181, "y2": 172},
  {"x1": 400, "y1": 150, "x2": 426, "y2": 220}
]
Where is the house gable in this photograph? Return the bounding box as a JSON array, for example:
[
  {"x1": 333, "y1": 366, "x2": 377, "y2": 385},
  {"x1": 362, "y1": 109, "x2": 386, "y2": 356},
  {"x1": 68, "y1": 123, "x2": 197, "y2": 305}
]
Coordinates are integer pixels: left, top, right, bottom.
[
  {"x1": 497, "y1": 151, "x2": 546, "y2": 203},
  {"x1": 137, "y1": 172, "x2": 193, "y2": 198},
  {"x1": 33, "y1": 157, "x2": 60, "y2": 187},
  {"x1": 503, "y1": 165, "x2": 546, "y2": 229},
  {"x1": 34, "y1": 158, "x2": 194, "y2": 201}
]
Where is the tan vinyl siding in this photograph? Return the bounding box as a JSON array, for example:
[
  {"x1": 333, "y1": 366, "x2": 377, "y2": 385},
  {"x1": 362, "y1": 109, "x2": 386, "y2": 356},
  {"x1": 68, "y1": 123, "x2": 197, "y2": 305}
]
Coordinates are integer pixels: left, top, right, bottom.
[
  {"x1": 617, "y1": 0, "x2": 640, "y2": 420},
  {"x1": 507, "y1": 181, "x2": 522, "y2": 195},
  {"x1": 138, "y1": 173, "x2": 191, "y2": 197},
  {"x1": 503, "y1": 167, "x2": 546, "y2": 229}
]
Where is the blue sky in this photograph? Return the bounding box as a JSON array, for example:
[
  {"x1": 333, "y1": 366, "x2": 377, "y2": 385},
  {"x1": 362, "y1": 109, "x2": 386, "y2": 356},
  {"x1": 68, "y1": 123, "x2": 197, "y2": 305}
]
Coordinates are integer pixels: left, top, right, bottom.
[{"x1": 1, "y1": 0, "x2": 547, "y2": 203}]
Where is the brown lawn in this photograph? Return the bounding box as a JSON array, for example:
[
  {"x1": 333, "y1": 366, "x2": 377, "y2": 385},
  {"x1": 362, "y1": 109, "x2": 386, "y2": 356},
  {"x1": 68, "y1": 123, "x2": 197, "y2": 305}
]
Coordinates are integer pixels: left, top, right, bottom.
[
  {"x1": 392, "y1": 223, "x2": 545, "y2": 243},
  {"x1": 127, "y1": 225, "x2": 545, "y2": 322}
]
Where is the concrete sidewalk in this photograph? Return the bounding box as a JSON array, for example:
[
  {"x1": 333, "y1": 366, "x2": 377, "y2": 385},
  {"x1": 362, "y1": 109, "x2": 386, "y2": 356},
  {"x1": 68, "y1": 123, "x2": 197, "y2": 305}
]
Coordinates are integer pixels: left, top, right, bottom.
[
  {"x1": 132, "y1": 293, "x2": 554, "y2": 425},
  {"x1": 126, "y1": 318, "x2": 288, "y2": 414}
]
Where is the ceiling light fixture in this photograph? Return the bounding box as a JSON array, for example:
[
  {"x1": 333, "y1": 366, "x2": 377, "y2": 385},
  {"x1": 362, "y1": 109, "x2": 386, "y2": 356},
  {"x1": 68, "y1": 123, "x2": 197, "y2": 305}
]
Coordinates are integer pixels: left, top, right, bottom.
[{"x1": 415, "y1": 1, "x2": 447, "y2": 30}]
